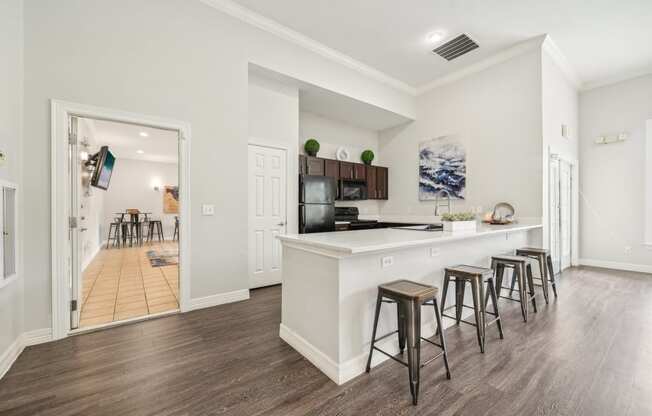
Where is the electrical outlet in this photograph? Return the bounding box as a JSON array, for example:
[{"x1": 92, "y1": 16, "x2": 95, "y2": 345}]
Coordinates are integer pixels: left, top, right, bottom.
[
  {"x1": 430, "y1": 247, "x2": 440, "y2": 257},
  {"x1": 381, "y1": 256, "x2": 394, "y2": 268},
  {"x1": 202, "y1": 204, "x2": 215, "y2": 216},
  {"x1": 624, "y1": 245, "x2": 632, "y2": 254}
]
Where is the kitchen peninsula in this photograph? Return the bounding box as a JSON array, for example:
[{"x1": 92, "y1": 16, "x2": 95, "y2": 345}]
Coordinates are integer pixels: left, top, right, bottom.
[{"x1": 277, "y1": 220, "x2": 542, "y2": 385}]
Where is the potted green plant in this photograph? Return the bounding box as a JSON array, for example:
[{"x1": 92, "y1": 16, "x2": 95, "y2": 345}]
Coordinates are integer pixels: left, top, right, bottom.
[
  {"x1": 361, "y1": 149, "x2": 375, "y2": 165},
  {"x1": 304, "y1": 139, "x2": 320, "y2": 157},
  {"x1": 440, "y1": 212, "x2": 477, "y2": 232}
]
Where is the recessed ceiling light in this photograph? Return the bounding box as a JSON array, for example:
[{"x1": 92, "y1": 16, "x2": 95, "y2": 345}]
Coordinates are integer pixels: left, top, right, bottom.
[
  {"x1": 426, "y1": 31, "x2": 446, "y2": 44},
  {"x1": 136, "y1": 150, "x2": 145, "y2": 154},
  {"x1": 139, "y1": 131, "x2": 149, "y2": 137}
]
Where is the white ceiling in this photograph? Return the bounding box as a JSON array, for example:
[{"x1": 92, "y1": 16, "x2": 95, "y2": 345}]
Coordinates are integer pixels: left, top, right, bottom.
[
  {"x1": 231, "y1": 0, "x2": 652, "y2": 89},
  {"x1": 84, "y1": 119, "x2": 178, "y2": 164}
]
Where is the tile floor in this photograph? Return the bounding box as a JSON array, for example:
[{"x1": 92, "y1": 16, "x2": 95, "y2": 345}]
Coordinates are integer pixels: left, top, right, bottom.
[{"x1": 80, "y1": 241, "x2": 179, "y2": 328}]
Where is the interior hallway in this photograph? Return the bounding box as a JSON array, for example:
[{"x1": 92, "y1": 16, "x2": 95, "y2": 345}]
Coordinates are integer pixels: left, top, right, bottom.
[{"x1": 80, "y1": 241, "x2": 179, "y2": 327}]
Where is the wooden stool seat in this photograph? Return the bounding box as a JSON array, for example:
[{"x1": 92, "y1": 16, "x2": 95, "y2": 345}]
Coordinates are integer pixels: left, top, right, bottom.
[
  {"x1": 366, "y1": 279, "x2": 451, "y2": 405},
  {"x1": 440, "y1": 265, "x2": 503, "y2": 353},
  {"x1": 379, "y1": 279, "x2": 438, "y2": 301},
  {"x1": 491, "y1": 254, "x2": 529, "y2": 264},
  {"x1": 516, "y1": 247, "x2": 558, "y2": 298}
]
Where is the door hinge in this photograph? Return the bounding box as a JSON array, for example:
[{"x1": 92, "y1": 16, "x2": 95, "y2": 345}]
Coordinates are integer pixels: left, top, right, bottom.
[
  {"x1": 70, "y1": 300, "x2": 78, "y2": 312},
  {"x1": 69, "y1": 216, "x2": 78, "y2": 229}
]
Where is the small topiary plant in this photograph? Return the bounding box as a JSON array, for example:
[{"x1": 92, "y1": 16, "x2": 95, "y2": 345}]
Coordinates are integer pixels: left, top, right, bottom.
[
  {"x1": 361, "y1": 149, "x2": 375, "y2": 165},
  {"x1": 304, "y1": 139, "x2": 320, "y2": 156},
  {"x1": 441, "y1": 212, "x2": 476, "y2": 222}
]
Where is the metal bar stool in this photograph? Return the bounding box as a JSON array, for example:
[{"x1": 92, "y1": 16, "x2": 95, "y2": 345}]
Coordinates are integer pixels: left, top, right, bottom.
[
  {"x1": 107, "y1": 218, "x2": 123, "y2": 248},
  {"x1": 439, "y1": 265, "x2": 504, "y2": 353},
  {"x1": 490, "y1": 255, "x2": 537, "y2": 322},
  {"x1": 147, "y1": 220, "x2": 165, "y2": 243},
  {"x1": 516, "y1": 247, "x2": 557, "y2": 298},
  {"x1": 366, "y1": 279, "x2": 451, "y2": 405},
  {"x1": 173, "y1": 216, "x2": 179, "y2": 241}
]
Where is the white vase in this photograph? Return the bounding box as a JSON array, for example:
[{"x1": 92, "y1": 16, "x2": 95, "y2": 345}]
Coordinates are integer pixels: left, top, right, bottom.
[{"x1": 443, "y1": 220, "x2": 477, "y2": 232}]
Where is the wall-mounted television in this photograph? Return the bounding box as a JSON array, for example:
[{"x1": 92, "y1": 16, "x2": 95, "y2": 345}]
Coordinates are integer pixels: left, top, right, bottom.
[{"x1": 89, "y1": 146, "x2": 116, "y2": 190}]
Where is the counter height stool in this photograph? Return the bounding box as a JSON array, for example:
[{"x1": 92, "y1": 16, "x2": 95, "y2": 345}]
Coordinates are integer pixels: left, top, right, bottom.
[
  {"x1": 366, "y1": 279, "x2": 451, "y2": 405},
  {"x1": 439, "y1": 265, "x2": 504, "y2": 353},
  {"x1": 516, "y1": 247, "x2": 557, "y2": 299},
  {"x1": 491, "y1": 255, "x2": 537, "y2": 322}
]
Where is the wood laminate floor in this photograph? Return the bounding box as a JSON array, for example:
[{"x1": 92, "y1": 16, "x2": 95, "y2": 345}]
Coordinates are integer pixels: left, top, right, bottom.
[
  {"x1": 1, "y1": 266, "x2": 651, "y2": 415},
  {"x1": 80, "y1": 242, "x2": 179, "y2": 327}
]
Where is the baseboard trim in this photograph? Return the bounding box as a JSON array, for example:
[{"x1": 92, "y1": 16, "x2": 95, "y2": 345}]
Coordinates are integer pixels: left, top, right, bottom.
[
  {"x1": 186, "y1": 289, "x2": 250, "y2": 311},
  {"x1": 579, "y1": 258, "x2": 652, "y2": 274},
  {"x1": 0, "y1": 328, "x2": 53, "y2": 380},
  {"x1": 279, "y1": 323, "x2": 342, "y2": 384},
  {"x1": 280, "y1": 309, "x2": 473, "y2": 386}
]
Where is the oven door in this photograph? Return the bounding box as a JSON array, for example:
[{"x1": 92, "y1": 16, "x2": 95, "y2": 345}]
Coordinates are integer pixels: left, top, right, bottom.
[{"x1": 340, "y1": 180, "x2": 367, "y2": 200}]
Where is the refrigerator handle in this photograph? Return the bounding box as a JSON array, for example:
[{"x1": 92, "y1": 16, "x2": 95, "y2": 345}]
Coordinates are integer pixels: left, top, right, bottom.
[{"x1": 300, "y1": 205, "x2": 306, "y2": 228}]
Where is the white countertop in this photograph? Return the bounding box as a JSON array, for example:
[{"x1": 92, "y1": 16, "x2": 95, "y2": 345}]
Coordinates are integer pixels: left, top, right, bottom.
[{"x1": 278, "y1": 220, "x2": 542, "y2": 256}]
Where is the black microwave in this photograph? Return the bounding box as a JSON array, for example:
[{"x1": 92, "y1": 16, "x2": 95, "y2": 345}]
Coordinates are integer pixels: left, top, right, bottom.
[{"x1": 339, "y1": 180, "x2": 367, "y2": 200}]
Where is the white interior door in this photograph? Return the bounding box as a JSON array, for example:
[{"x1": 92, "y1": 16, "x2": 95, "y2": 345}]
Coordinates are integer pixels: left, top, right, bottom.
[
  {"x1": 549, "y1": 158, "x2": 561, "y2": 274},
  {"x1": 248, "y1": 145, "x2": 287, "y2": 288},
  {"x1": 559, "y1": 160, "x2": 572, "y2": 271}
]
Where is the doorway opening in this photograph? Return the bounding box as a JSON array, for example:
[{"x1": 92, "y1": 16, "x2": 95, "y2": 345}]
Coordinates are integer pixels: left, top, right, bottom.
[
  {"x1": 549, "y1": 155, "x2": 574, "y2": 273},
  {"x1": 73, "y1": 117, "x2": 181, "y2": 329},
  {"x1": 51, "y1": 100, "x2": 190, "y2": 339}
]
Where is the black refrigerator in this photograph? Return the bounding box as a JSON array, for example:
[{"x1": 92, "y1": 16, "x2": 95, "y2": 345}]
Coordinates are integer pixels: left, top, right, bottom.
[{"x1": 299, "y1": 175, "x2": 336, "y2": 233}]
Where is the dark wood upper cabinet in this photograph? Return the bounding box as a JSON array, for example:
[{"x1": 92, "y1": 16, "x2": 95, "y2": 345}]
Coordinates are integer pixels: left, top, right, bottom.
[
  {"x1": 353, "y1": 163, "x2": 366, "y2": 181},
  {"x1": 339, "y1": 161, "x2": 354, "y2": 180},
  {"x1": 366, "y1": 166, "x2": 377, "y2": 199},
  {"x1": 324, "y1": 159, "x2": 340, "y2": 179},
  {"x1": 376, "y1": 166, "x2": 388, "y2": 200},
  {"x1": 306, "y1": 156, "x2": 325, "y2": 176},
  {"x1": 299, "y1": 155, "x2": 307, "y2": 175}
]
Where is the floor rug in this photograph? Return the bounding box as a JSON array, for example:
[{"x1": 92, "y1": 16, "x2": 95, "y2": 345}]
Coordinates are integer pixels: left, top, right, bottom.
[{"x1": 147, "y1": 249, "x2": 179, "y2": 267}]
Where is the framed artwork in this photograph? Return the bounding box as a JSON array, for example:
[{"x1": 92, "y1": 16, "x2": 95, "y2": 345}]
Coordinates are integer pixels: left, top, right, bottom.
[
  {"x1": 419, "y1": 137, "x2": 466, "y2": 200},
  {"x1": 163, "y1": 185, "x2": 179, "y2": 213}
]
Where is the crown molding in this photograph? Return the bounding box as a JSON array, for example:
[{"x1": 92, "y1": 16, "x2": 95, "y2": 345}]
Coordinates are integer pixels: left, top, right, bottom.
[
  {"x1": 542, "y1": 35, "x2": 582, "y2": 88},
  {"x1": 198, "y1": 0, "x2": 417, "y2": 96},
  {"x1": 415, "y1": 35, "x2": 547, "y2": 94},
  {"x1": 581, "y1": 66, "x2": 652, "y2": 92}
]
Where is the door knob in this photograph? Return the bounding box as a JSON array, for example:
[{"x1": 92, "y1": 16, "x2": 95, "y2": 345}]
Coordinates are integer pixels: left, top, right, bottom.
[{"x1": 277, "y1": 222, "x2": 286, "y2": 226}]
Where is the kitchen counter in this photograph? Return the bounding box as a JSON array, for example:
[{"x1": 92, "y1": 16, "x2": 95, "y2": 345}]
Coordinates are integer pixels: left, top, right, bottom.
[
  {"x1": 277, "y1": 220, "x2": 542, "y2": 385},
  {"x1": 278, "y1": 219, "x2": 542, "y2": 257}
]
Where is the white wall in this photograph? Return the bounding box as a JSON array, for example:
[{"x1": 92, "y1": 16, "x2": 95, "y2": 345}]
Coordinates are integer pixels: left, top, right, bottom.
[
  {"x1": 21, "y1": 0, "x2": 414, "y2": 332},
  {"x1": 541, "y1": 48, "x2": 580, "y2": 253},
  {"x1": 248, "y1": 74, "x2": 299, "y2": 234},
  {"x1": 379, "y1": 50, "x2": 543, "y2": 219},
  {"x1": 579, "y1": 74, "x2": 652, "y2": 270},
  {"x1": 0, "y1": 0, "x2": 24, "y2": 367},
  {"x1": 299, "y1": 111, "x2": 382, "y2": 215},
  {"x1": 102, "y1": 158, "x2": 179, "y2": 242}
]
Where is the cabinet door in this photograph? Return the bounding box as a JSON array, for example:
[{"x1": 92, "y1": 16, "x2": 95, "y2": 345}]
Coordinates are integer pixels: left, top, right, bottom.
[
  {"x1": 324, "y1": 159, "x2": 340, "y2": 179},
  {"x1": 306, "y1": 157, "x2": 325, "y2": 176},
  {"x1": 339, "y1": 162, "x2": 354, "y2": 180},
  {"x1": 299, "y1": 155, "x2": 307, "y2": 175},
  {"x1": 354, "y1": 163, "x2": 366, "y2": 181},
  {"x1": 366, "y1": 166, "x2": 377, "y2": 199},
  {"x1": 376, "y1": 167, "x2": 388, "y2": 200}
]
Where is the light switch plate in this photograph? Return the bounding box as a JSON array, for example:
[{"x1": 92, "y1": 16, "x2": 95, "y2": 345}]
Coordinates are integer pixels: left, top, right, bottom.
[
  {"x1": 430, "y1": 247, "x2": 440, "y2": 257},
  {"x1": 381, "y1": 256, "x2": 394, "y2": 268},
  {"x1": 202, "y1": 204, "x2": 215, "y2": 216}
]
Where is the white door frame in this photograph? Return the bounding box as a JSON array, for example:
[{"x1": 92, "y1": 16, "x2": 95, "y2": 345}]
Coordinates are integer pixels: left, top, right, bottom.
[
  {"x1": 50, "y1": 99, "x2": 192, "y2": 340},
  {"x1": 548, "y1": 152, "x2": 579, "y2": 271}
]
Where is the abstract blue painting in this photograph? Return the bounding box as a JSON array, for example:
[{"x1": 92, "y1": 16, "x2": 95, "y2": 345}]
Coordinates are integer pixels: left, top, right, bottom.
[{"x1": 419, "y1": 137, "x2": 466, "y2": 200}]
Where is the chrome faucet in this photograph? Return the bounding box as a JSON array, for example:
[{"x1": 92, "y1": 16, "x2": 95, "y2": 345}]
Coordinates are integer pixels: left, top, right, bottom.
[{"x1": 434, "y1": 190, "x2": 452, "y2": 216}]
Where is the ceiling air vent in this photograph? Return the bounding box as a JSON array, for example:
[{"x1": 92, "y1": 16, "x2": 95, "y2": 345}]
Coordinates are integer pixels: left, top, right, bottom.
[{"x1": 433, "y1": 34, "x2": 479, "y2": 61}]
